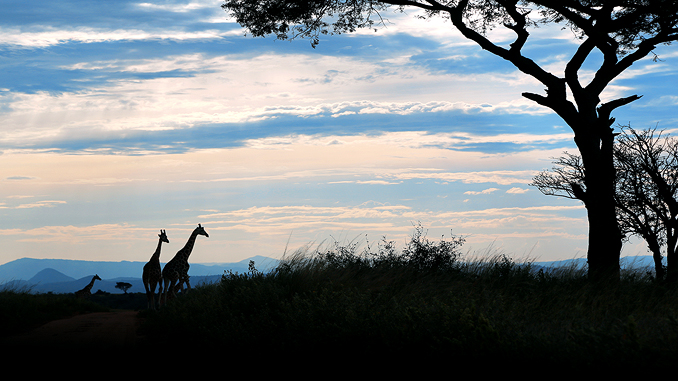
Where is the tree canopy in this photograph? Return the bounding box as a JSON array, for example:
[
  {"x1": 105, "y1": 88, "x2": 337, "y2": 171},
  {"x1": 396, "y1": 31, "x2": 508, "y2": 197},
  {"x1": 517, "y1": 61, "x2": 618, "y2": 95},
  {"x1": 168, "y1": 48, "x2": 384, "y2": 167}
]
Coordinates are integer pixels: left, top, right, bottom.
[
  {"x1": 115, "y1": 282, "x2": 132, "y2": 294},
  {"x1": 223, "y1": 1, "x2": 678, "y2": 52}
]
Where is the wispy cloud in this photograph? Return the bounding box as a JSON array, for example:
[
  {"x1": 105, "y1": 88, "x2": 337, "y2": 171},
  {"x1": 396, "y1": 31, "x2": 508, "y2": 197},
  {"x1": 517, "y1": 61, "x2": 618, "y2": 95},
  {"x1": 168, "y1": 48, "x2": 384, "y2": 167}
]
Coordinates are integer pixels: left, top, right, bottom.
[
  {"x1": 507, "y1": 187, "x2": 530, "y2": 194},
  {"x1": 392, "y1": 170, "x2": 538, "y2": 185},
  {"x1": 197, "y1": 202, "x2": 583, "y2": 229},
  {"x1": 0, "y1": 27, "x2": 238, "y2": 48},
  {"x1": 328, "y1": 180, "x2": 401, "y2": 185},
  {"x1": 0, "y1": 45, "x2": 562, "y2": 150},
  {"x1": 243, "y1": 131, "x2": 573, "y2": 152},
  {"x1": 464, "y1": 188, "x2": 500, "y2": 195},
  {"x1": 136, "y1": 1, "x2": 217, "y2": 13},
  {"x1": 0, "y1": 223, "x2": 151, "y2": 243},
  {"x1": 14, "y1": 200, "x2": 66, "y2": 209}
]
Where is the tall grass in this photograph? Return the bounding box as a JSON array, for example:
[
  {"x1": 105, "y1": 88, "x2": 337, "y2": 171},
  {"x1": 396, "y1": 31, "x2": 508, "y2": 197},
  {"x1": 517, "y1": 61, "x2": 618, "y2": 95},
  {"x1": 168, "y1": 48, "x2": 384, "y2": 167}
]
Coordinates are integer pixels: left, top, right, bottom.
[{"x1": 141, "y1": 227, "x2": 678, "y2": 367}]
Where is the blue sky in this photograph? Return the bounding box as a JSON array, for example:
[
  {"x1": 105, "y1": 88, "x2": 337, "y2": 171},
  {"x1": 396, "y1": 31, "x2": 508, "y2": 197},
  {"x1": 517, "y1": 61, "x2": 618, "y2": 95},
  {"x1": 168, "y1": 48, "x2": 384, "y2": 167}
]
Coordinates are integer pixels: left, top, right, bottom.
[{"x1": 1, "y1": 0, "x2": 677, "y2": 266}]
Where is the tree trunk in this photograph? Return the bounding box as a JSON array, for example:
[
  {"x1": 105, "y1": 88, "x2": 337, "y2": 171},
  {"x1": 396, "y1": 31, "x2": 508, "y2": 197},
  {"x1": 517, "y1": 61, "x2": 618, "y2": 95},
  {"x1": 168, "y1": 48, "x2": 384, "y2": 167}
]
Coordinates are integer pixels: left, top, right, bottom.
[
  {"x1": 583, "y1": 192, "x2": 622, "y2": 280},
  {"x1": 575, "y1": 125, "x2": 623, "y2": 281},
  {"x1": 646, "y1": 237, "x2": 665, "y2": 281}
]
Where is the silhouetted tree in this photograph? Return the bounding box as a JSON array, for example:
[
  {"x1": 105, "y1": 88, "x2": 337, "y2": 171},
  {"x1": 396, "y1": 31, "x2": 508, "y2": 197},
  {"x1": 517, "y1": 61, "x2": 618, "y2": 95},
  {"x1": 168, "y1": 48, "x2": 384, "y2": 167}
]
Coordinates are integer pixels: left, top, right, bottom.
[
  {"x1": 532, "y1": 126, "x2": 678, "y2": 281},
  {"x1": 616, "y1": 127, "x2": 678, "y2": 281},
  {"x1": 221, "y1": 0, "x2": 678, "y2": 280},
  {"x1": 115, "y1": 282, "x2": 133, "y2": 294}
]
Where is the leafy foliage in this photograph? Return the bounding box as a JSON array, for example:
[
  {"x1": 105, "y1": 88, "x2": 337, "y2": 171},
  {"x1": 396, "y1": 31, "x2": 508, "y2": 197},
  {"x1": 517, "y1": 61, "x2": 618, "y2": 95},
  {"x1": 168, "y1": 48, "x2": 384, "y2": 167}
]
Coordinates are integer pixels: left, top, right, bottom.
[
  {"x1": 222, "y1": 0, "x2": 390, "y2": 47},
  {"x1": 222, "y1": 1, "x2": 678, "y2": 53}
]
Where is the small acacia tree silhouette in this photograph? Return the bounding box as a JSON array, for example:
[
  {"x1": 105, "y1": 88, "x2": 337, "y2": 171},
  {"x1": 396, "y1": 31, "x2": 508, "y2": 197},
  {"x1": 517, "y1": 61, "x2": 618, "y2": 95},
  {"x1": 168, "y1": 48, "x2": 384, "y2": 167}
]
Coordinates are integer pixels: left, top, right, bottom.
[{"x1": 115, "y1": 282, "x2": 133, "y2": 294}]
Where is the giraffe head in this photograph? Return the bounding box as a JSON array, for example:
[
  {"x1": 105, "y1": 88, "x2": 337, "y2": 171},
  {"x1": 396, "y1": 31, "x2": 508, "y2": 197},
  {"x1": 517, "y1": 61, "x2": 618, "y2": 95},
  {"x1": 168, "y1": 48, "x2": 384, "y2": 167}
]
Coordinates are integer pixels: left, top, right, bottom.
[
  {"x1": 94, "y1": 274, "x2": 102, "y2": 281},
  {"x1": 195, "y1": 223, "x2": 209, "y2": 238},
  {"x1": 159, "y1": 229, "x2": 169, "y2": 243}
]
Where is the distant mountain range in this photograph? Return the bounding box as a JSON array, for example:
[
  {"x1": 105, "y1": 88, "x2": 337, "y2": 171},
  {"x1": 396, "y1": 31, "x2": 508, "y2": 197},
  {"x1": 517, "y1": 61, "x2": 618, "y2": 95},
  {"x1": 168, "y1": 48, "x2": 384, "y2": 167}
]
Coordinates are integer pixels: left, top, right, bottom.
[
  {"x1": 0, "y1": 256, "x2": 279, "y2": 294},
  {"x1": 0, "y1": 255, "x2": 658, "y2": 294},
  {"x1": 535, "y1": 255, "x2": 658, "y2": 270}
]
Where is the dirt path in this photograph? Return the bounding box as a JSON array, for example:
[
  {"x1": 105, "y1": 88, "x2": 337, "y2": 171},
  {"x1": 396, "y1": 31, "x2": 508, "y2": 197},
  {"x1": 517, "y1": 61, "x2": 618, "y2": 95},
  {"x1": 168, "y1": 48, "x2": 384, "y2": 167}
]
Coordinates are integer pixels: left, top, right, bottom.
[{"x1": 2, "y1": 310, "x2": 149, "y2": 355}]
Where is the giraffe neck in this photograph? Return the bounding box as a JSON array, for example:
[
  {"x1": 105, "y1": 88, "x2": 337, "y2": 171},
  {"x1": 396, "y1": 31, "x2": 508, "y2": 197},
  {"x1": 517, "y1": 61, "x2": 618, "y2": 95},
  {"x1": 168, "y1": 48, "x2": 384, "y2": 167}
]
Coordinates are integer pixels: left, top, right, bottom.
[
  {"x1": 150, "y1": 237, "x2": 164, "y2": 263},
  {"x1": 86, "y1": 277, "x2": 97, "y2": 290},
  {"x1": 177, "y1": 230, "x2": 199, "y2": 262}
]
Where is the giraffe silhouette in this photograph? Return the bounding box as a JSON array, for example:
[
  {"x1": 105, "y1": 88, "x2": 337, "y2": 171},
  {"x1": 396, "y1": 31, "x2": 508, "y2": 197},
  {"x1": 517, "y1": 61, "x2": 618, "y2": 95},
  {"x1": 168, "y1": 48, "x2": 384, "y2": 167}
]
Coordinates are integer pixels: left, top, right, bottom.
[
  {"x1": 160, "y1": 224, "x2": 208, "y2": 306},
  {"x1": 75, "y1": 274, "x2": 101, "y2": 299},
  {"x1": 142, "y1": 229, "x2": 169, "y2": 310}
]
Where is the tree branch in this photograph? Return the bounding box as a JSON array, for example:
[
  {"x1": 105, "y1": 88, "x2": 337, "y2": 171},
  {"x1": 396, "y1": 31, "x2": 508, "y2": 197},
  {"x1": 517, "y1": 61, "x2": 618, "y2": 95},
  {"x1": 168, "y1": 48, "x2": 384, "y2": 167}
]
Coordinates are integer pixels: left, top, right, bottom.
[
  {"x1": 597, "y1": 95, "x2": 643, "y2": 124},
  {"x1": 564, "y1": 37, "x2": 594, "y2": 96}
]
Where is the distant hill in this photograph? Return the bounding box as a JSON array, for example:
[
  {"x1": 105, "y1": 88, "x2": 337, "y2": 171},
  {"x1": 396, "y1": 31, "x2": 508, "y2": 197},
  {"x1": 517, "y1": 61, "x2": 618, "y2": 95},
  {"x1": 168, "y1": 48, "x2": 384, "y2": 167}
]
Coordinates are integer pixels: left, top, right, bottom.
[
  {"x1": 535, "y1": 255, "x2": 658, "y2": 270},
  {"x1": 0, "y1": 255, "x2": 278, "y2": 282},
  {"x1": 30, "y1": 268, "x2": 75, "y2": 284},
  {"x1": 0, "y1": 255, "x2": 279, "y2": 294}
]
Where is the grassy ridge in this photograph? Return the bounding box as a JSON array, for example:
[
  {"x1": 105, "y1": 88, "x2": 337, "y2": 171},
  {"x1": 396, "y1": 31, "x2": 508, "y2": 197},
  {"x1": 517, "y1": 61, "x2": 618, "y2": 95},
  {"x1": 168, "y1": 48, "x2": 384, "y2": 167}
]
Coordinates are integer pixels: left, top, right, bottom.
[
  {"x1": 140, "y1": 228, "x2": 678, "y2": 367},
  {"x1": 0, "y1": 285, "x2": 150, "y2": 339},
  {"x1": 0, "y1": 286, "x2": 108, "y2": 337}
]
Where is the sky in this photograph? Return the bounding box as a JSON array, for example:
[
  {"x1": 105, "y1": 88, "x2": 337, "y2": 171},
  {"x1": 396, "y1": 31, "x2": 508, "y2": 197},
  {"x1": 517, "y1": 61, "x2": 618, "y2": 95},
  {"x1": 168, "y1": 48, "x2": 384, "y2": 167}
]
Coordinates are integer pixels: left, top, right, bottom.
[{"x1": 1, "y1": 0, "x2": 677, "y2": 267}]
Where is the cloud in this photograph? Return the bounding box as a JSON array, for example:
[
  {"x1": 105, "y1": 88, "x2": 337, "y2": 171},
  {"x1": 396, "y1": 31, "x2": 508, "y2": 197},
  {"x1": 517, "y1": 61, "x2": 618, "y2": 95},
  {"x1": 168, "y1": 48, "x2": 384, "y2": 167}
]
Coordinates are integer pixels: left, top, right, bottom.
[
  {"x1": 135, "y1": 1, "x2": 217, "y2": 13},
  {"x1": 0, "y1": 223, "x2": 146, "y2": 243},
  {"x1": 243, "y1": 130, "x2": 572, "y2": 152},
  {"x1": 0, "y1": 27, "x2": 237, "y2": 48},
  {"x1": 506, "y1": 187, "x2": 530, "y2": 194},
  {"x1": 0, "y1": 42, "x2": 565, "y2": 151},
  {"x1": 196, "y1": 203, "x2": 585, "y2": 232},
  {"x1": 14, "y1": 200, "x2": 67, "y2": 209},
  {"x1": 392, "y1": 170, "x2": 537, "y2": 185},
  {"x1": 194, "y1": 203, "x2": 418, "y2": 237},
  {"x1": 328, "y1": 180, "x2": 401, "y2": 185},
  {"x1": 464, "y1": 188, "x2": 500, "y2": 195},
  {"x1": 0, "y1": 131, "x2": 557, "y2": 196}
]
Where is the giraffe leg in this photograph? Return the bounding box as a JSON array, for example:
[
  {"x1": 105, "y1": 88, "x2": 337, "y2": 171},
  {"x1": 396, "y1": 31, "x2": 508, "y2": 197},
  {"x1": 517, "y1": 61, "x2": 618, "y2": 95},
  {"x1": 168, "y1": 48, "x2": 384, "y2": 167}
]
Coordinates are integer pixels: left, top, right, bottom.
[
  {"x1": 149, "y1": 280, "x2": 157, "y2": 310},
  {"x1": 161, "y1": 278, "x2": 177, "y2": 306},
  {"x1": 157, "y1": 278, "x2": 163, "y2": 309},
  {"x1": 160, "y1": 278, "x2": 170, "y2": 307},
  {"x1": 169, "y1": 278, "x2": 178, "y2": 300},
  {"x1": 143, "y1": 280, "x2": 153, "y2": 310}
]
